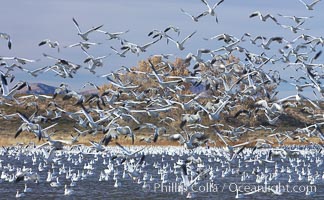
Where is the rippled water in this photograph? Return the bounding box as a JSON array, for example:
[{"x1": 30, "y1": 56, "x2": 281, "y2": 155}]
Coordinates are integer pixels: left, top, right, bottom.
[{"x1": 0, "y1": 146, "x2": 323, "y2": 199}]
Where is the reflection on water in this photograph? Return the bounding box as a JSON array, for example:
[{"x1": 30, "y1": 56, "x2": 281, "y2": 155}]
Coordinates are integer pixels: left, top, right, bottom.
[{"x1": 0, "y1": 145, "x2": 323, "y2": 199}]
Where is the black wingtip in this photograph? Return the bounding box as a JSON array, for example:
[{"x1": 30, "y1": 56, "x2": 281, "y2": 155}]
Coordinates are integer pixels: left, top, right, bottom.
[
  {"x1": 180, "y1": 120, "x2": 187, "y2": 130},
  {"x1": 8, "y1": 41, "x2": 12, "y2": 50}
]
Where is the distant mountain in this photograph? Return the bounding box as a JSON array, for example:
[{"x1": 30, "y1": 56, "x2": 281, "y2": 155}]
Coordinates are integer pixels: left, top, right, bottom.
[
  {"x1": 18, "y1": 83, "x2": 56, "y2": 95},
  {"x1": 80, "y1": 89, "x2": 99, "y2": 95},
  {"x1": 17, "y1": 83, "x2": 99, "y2": 95}
]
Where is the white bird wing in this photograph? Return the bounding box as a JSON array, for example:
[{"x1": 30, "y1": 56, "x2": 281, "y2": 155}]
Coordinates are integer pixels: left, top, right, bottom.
[
  {"x1": 214, "y1": 0, "x2": 225, "y2": 8},
  {"x1": 115, "y1": 142, "x2": 132, "y2": 155},
  {"x1": 208, "y1": 34, "x2": 224, "y2": 40},
  {"x1": 180, "y1": 8, "x2": 194, "y2": 18},
  {"x1": 232, "y1": 141, "x2": 250, "y2": 148},
  {"x1": 276, "y1": 95, "x2": 296, "y2": 103},
  {"x1": 72, "y1": 18, "x2": 82, "y2": 33},
  {"x1": 188, "y1": 168, "x2": 210, "y2": 187},
  {"x1": 140, "y1": 39, "x2": 159, "y2": 50},
  {"x1": 310, "y1": 0, "x2": 321, "y2": 7},
  {"x1": 147, "y1": 59, "x2": 163, "y2": 83},
  {"x1": 169, "y1": 133, "x2": 185, "y2": 143},
  {"x1": 214, "y1": 99, "x2": 229, "y2": 114},
  {"x1": 300, "y1": 94, "x2": 320, "y2": 109},
  {"x1": 47, "y1": 148, "x2": 56, "y2": 162},
  {"x1": 16, "y1": 111, "x2": 31, "y2": 123},
  {"x1": 244, "y1": 188, "x2": 262, "y2": 195},
  {"x1": 42, "y1": 147, "x2": 56, "y2": 163},
  {"x1": 181, "y1": 31, "x2": 197, "y2": 45},
  {"x1": 298, "y1": 0, "x2": 307, "y2": 6},
  {"x1": 255, "y1": 99, "x2": 268, "y2": 108},
  {"x1": 189, "y1": 132, "x2": 207, "y2": 144},
  {"x1": 201, "y1": 0, "x2": 211, "y2": 9},
  {"x1": 42, "y1": 123, "x2": 58, "y2": 132},
  {"x1": 84, "y1": 24, "x2": 104, "y2": 35},
  {"x1": 214, "y1": 130, "x2": 228, "y2": 146},
  {"x1": 0, "y1": 32, "x2": 10, "y2": 40},
  {"x1": 80, "y1": 105, "x2": 94, "y2": 123},
  {"x1": 66, "y1": 42, "x2": 81, "y2": 48},
  {"x1": 0, "y1": 74, "x2": 9, "y2": 95}
]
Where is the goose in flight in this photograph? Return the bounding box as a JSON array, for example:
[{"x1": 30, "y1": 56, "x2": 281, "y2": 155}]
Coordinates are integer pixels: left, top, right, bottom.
[
  {"x1": 180, "y1": 110, "x2": 204, "y2": 130},
  {"x1": 164, "y1": 26, "x2": 181, "y2": 36},
  {"x1": 147, "y1": 59, "x2": 182, "y2": 89},
  {"x1": 292, "y1": 34, "x2": 315, "y2": 43},
  {"x1": 120, "y1": 39, "x2": 159, "y2": 56},
  {"x1": 96, "y1": 29, "x2": 129, "y2": 40},
  {"x1": 80, "y1": 104, "x2": 110, "y2": 130},
  {"x1": 81, "y1": 47, "x2": 108, "y2": 73},
  {"x1": 89, "y1": 140, "x2": 107, "y2": 152},
  {"x1": 255, "y1": 99, "x2": 283, "y2": 114},
  {"x1": 259, "y1": 36, "x2": 284, "y2": 50},
  {"x1": 134, "y1": 124, "x2": 166, "y2": 143},
  {"x1": 279, "y1": 21, "x2": 309, "y2": 33},
  {"x1": 249, "y1": 11, "x2": 279, "y2": 24},
  {"x1": 180, "y1": 8, "x2": 205, "y2": 22},
  {"x1": 277, "y1": 14, "x2": 313, "y2": 24},
  {"x1": 62, "y1": 89, "x2": 85, "y2": 105},
  {"x1": 43, "y1": 53, "x2": 81, "y2": 78},
  {"x1": 169, "y1": 131, "x2": 208, "y2": 149},
  {"x1": 264, "y1": 113, "x2": 281, "y2": 125},
  {"x1": 211, "y1": 40, "x2": 242, "y2": 54},
  {"x1": 105, "y1": 75, "x2": 140, "y2": 91},
  {"x1": 42, "y1": 147, "x2": 57, "y2": 164},
  {"x1": 15, "y1": 111, "x2": 42, "y2": 141},
  {"x1": 277, "y1": 91, "x2": 320, "y2": 109},
  {"x1": 177, "y1": 162, "x2": 210, "y2": 198},
  {"x1": 0, "y1": 32, "x2": 12, "y2": 49},
  {"x1": 114, "y1": 126, "x2": 135, "y2": 144},
  {"x1": 199, "y1": 0, "x2": 224, "y2": 22},
  {"x1": 148, "y1": 29, "x2": 171, "y2": 43},
  {"x1": 0, "y1": 74, "x2": 30, "y2": 104},
  {"x1": 214, "y1": 129, "x2": 242, "y2": 154},
  {"x1": 72, "y1": 17, "x2": 103, "y2": 41},
  {"x1": 36, "y1": 126, "x2": 76, "y2": 150},
  {"x1": 115, "y1": 142, "x2": 146, "y2": 158},
  {"x1": 64, "y1": 41, "x2": 101, "y2": 49},
  {"x1": 38, "y1": 39, "x2": 60, "y2": 52},
  {"x1": 204, "y1": 33, "x2": 238, "y2": 44},
  {"x1": 167, "y1": 30, "x2": 197, "y2": 51},
  {"x1": 0, "y1": 56, "x2": 37, "y2": 65},
  {"x1": 110, "y1": 46, "x2": 128, "y2": 57},
  {"x1": 298, "y1": 0, "x2": 321, "y2": 10},
  {"x1": 197, "y1": 98, "x2": 229, "y2": 121},
  {"x1": 22, "y1": 66, "x2": 49, "y2": 77}
]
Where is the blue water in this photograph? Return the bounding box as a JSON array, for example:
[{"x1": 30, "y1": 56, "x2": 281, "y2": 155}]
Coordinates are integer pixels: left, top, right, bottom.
[{"x1": 0, "y1": 145, "x2": 323, "y2": 199}]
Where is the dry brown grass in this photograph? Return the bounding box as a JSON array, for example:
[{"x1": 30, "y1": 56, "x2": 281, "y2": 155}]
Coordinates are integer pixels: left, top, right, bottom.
[
  {"x1": 0, "y1": 84, "x2": 323, "y2": 148},
  {"x1": 1, "y1": 129, "x2": 322, "y2": 147}
]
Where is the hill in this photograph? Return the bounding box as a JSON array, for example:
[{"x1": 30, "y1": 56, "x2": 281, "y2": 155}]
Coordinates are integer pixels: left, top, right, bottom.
[{"x1": 18, "y1": 83, "x2": 56, "y2": 95}]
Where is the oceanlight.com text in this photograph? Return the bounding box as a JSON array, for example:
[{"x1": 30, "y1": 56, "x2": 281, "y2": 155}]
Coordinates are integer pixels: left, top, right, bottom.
[{"x1": 149, "y1": 182, "x2": 317, "y2": 195}]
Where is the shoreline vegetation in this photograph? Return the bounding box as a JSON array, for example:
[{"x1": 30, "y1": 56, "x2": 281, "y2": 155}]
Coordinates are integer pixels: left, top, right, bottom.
[
  {"x1": 0, "y1": 94, "x2": 322, "y2": 147},
  {"x1": 0, "y1": 134, "x2": 322, "y2": 147}
]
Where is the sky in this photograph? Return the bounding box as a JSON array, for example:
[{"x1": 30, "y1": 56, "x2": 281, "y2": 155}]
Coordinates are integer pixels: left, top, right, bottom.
[{"x1": 0, "y1": 0, "x2": 323, "y2": 98}]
